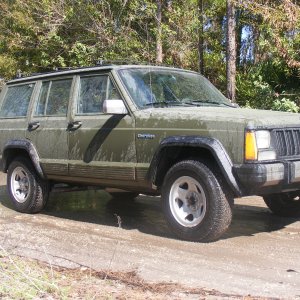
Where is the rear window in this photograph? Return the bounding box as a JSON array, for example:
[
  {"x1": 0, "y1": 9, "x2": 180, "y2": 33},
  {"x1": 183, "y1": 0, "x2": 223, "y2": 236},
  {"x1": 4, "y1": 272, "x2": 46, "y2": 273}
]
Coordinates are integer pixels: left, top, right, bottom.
[{"x1": 0, "y1": 83, "x2": 34, "y2": 117}]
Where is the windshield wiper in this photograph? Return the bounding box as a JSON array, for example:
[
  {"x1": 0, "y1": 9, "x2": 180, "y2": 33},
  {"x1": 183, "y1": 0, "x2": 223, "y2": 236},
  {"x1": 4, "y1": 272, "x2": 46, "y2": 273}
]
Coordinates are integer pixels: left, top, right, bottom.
[
  {"x1": 144, "y1": 101, "x2": 187, "y2": 107},
  {"x1": 186, "y1": 100, "x2": 235, "y2": 107}
]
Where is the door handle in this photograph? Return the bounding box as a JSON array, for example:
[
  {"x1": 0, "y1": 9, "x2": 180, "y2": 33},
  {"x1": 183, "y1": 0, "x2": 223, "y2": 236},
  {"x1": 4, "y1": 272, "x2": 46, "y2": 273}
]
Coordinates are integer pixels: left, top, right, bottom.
[
  {"x1": 28, "y1": 121, "x2": 40, "y2": 131},
  {"x1": 67, "y1": 121, "x2": 82, "y2": 131}
]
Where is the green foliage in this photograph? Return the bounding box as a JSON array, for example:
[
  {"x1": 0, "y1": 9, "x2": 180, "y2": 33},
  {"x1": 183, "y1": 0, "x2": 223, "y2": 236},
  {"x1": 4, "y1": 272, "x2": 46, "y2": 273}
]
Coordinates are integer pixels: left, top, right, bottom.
[
  {"x1": 272, "y1": 98, "x2": 299, "y2": 113},
  {"x1": 0, "y1": 0, "x2": 299, "y2": 113},
  {"x1": 237, "y1": 71, "x2": 273, "y2": 109},
  {"x1": 237, "y1": 66, "x2": 299, "y2": 112},
  {"x1": 0, "y1": 55, "x2": 18, "y2": 79}
]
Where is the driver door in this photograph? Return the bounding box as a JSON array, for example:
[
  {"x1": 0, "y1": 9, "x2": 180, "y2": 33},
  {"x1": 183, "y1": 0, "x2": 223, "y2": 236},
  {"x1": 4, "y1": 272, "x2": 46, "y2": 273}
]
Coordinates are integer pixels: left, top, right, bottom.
[{"x1": 68, "y1": 73, "x2": 136, "y2": 182}]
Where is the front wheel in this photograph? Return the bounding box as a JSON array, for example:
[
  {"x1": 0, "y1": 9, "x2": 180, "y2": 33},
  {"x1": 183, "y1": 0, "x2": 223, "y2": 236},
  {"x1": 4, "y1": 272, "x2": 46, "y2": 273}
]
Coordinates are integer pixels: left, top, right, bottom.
[
  {"x1": 263, "y1": 193, "x2": 300, "y2": 217},
  {"x1": 161, "y1": 160, "x2": 233, "y2": 242},
  {"x1": 7, "y1": 157, "x2": 49, "y2": 213}
]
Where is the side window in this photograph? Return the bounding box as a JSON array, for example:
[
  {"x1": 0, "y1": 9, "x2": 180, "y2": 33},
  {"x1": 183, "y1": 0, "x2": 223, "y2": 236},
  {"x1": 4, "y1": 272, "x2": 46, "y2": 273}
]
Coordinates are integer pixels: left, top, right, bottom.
[
  {"x1": 0, "y1": 83, "x2": 34, "y2": 117},
  {"x1": 35, "y1": 79, "x2": 72, "y2": 116},
  {"x1": 107, "y1": 78, "x2": 122, "y2": 100},
  {"x1": 77, "y1": 76, "x2": 121, "y2": 114},
  {"x1": 35, "y1": 81, "x2": 50, "y2": 115}
]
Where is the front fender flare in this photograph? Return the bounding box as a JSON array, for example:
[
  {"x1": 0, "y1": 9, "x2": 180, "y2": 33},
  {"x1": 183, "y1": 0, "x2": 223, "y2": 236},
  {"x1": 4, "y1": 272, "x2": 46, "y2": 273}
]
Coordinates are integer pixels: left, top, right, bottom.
[{"x1": 148, "y1": 136, "x2": 242, "y2": 197}]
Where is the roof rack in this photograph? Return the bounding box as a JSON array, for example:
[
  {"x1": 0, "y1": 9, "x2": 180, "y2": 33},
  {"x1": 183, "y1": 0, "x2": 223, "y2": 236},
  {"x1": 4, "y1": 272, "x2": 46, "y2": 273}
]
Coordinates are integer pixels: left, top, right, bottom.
[
  {"x1": 12, "y1": 60, "x2": 179, "y2": 80},
  {"x1": 95, "y1": 59, "x2": 174, "y2": 68},
  {"x1": 95, "y1": 59, "x2": 146, "y2": 66},
  {"x1": 14, "y1": 66, "x2": 91, "y2": 79}
]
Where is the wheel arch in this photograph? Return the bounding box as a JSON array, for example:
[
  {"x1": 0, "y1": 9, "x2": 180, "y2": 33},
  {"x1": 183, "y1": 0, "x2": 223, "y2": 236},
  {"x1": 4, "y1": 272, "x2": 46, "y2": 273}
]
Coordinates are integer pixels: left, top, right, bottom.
[
  {"x1": 1, "y1": 139, "x2": 45, "y2": 179},
  {"x1": 148, "y1": 136, "x2": 242, "y2": 197}
]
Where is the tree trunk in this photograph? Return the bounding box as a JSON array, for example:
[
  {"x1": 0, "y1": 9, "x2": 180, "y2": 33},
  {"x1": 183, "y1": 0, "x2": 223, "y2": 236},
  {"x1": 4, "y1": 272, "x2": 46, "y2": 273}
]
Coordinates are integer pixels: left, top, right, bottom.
[
  {"x1": 156, "y1": 0, "x2": 163, "y2": 64},
  {"x1": 198, "y1": 0, "x2": 204, "y2": 74},
  {"x1": 236, "y1": 9, "x2": 242, "y2": 67},
  {"x1": 167, "y1": 0, "x2": 172, "y2": 12},
  {"x1": 253, "y1": 24, "x2": 261, "y2": 65},
  {"x1": 226, "y1": 0, "x2": 236, "y2": 102}
]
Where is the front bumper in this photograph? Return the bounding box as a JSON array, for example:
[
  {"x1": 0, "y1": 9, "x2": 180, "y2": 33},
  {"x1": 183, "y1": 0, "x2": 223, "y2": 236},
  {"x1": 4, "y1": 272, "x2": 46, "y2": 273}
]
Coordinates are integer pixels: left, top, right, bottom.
[{"x1": 234, "y1": 161, "x2": 300, "y2": 195}]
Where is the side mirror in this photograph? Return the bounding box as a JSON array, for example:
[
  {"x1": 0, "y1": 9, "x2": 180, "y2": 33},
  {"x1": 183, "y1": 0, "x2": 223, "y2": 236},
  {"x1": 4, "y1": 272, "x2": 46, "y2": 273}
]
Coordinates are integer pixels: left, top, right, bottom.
[{"x1": 103, "y1": 99, "x2": 128, "y2": 115}]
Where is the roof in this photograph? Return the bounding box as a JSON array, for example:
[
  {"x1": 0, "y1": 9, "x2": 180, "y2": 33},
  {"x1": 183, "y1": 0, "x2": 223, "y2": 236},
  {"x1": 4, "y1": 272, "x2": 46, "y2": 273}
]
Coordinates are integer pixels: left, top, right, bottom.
[
  {"x1": 7, "y1": 64, "x2": 186, "y2": 85},
  {"x1": 7, "y1": 65, "x2": 116, "y2": 84}
]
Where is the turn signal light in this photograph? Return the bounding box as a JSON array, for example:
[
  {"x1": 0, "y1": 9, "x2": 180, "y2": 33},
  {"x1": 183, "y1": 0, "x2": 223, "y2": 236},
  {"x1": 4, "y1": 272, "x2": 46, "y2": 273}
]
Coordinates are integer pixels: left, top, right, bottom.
[{"x1": 245, "y1": 131, "x2": 257, "y2": 160}]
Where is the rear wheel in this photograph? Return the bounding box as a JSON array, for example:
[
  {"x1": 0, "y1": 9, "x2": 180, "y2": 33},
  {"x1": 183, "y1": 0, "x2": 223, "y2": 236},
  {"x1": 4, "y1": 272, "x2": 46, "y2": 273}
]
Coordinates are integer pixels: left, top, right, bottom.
[
  {"x1": 263, "y1": 192, "x2": 300, "y2": 217},
  {"x1": 161, "y1": 160, "x2": 233, "y2": 242},
  {"x1": 7, "y1": 157, "x2": 49, "y2": 213}
]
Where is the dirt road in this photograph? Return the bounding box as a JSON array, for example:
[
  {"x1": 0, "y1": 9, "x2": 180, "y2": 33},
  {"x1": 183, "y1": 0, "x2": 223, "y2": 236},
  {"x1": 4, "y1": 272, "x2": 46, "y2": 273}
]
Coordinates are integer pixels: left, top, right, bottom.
[{"x1": 0, "y1": 172, "x2": 299, "y2": 299}]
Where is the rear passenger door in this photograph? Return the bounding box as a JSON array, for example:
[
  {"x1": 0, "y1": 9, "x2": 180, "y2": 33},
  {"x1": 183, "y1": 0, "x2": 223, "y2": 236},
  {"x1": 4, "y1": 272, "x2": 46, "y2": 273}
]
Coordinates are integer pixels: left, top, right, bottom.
[
  {"x1": 68, "y1": 73, "x2": 136, "y2": 182},
  {"x1": 26, "y1": 77, "x2": 74, "y2": 176}
]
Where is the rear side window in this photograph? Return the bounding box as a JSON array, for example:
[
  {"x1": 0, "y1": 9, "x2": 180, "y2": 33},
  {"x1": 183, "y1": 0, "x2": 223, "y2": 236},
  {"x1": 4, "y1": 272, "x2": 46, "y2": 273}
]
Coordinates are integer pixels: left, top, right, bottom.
[
  {"x1": 0, "y1": 83, "x2": 34, "y2": 117},
  {"x1": 35, "y1": 79, "x2": 72, "y2": 116}
]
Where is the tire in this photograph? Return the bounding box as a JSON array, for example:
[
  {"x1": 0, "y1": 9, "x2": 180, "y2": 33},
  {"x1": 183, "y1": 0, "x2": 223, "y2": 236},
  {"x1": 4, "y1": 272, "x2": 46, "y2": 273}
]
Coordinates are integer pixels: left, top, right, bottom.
[
  {"x1": 263, "y1": 193, "x2": 300, "y2": 217},
  {"x1": 7, "y1": 156, "x2": 49, "y2": 213},
  {"x1": 161, "y1": 160, "x2": 232, "y2": 242},
  {"x1": 109, "y1": 192, "x2": 139, "y2": 200}
]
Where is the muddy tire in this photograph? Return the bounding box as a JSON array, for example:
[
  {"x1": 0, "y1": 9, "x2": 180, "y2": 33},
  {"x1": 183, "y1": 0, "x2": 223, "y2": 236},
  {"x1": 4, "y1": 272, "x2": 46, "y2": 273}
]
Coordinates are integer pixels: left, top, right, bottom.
[
  {"x1": 161, "y1": 160, "x2": 232, "y2": 242},
  {"x1": 7, "y1": 156, "x2": 49, "y2": 213},
  {"x1": 263, "y1": 193, "x2": 300, "y2": 217}
]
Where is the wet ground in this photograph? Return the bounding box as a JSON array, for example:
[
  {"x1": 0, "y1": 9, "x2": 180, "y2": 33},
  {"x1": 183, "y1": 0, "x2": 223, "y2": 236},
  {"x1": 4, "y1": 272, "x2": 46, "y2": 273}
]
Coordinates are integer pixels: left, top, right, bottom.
[{"x1": 0, "y1": 172, "x2": 300, "y2": 299}]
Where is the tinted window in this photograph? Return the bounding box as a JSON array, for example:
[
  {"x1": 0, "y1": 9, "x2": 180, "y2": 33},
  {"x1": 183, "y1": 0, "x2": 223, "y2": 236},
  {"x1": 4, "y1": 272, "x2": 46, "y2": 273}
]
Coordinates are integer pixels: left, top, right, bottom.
[
  {"x1": 35, "y1": 79, "x2": 72, "y2": 116},
  {"x1": 0, "y1": 84, "x2": 34, "y2": 117},
  {"x1": 77, "y1": 76, "x2": 121, "y2": 114}
]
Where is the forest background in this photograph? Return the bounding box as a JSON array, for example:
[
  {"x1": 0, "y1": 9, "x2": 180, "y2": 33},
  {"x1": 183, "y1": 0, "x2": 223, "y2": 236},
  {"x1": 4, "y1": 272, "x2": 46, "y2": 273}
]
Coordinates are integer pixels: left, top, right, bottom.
[{"x1": 0, "y1": 0, "x2": 299, "y2": 112}]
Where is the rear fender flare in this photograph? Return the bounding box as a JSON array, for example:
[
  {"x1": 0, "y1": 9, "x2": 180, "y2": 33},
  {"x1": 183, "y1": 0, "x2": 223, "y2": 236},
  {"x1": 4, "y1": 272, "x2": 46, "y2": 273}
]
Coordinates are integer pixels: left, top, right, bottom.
[{"x1": 1, "y1": 139, "x2": 45, "y2": 179}]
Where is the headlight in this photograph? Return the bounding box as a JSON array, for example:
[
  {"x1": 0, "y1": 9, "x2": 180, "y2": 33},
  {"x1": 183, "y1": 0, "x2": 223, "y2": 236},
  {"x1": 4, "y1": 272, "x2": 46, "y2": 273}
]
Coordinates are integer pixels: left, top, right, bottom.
[
  {"x1": 255, "y1": 130, "x2": 271, "y2": 149},
  {"x1": 245, "y1": 130, "x2": 276, "y2": 161}
]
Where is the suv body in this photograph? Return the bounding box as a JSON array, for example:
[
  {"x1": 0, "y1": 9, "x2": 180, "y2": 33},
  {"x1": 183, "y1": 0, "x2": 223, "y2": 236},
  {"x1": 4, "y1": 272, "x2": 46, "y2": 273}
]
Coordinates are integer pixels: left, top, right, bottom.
[{"x1": 1, "y1": 65, "x2": 300, "y2": 241}]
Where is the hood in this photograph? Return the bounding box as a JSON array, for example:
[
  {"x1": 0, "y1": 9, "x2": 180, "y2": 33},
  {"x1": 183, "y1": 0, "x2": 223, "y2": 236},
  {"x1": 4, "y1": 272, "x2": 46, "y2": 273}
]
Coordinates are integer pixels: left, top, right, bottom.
[{"x1": 136, "y1": 106, "x2": 300, "y2": 128}]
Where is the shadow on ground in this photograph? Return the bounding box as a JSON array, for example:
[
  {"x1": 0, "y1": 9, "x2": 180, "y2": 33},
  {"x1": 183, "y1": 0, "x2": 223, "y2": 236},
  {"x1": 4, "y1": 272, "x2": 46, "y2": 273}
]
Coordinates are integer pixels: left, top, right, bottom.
[{"x1": 0, "y1": 186, "x2": 298, "y2": 241}]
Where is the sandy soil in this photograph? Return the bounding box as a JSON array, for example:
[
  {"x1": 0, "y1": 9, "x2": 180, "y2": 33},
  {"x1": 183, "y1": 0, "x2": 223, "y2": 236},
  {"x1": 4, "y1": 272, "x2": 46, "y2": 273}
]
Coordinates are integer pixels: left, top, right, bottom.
[{"x1": 0, "y1": 185, "x2": 299, "y2": 299}]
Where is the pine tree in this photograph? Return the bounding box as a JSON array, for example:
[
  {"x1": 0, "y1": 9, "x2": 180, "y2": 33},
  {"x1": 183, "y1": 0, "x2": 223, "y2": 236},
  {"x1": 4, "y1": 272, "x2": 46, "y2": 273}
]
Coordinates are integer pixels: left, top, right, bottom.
[{"x1": 226, "y1": 0, "x2": 236, "y2": 102}]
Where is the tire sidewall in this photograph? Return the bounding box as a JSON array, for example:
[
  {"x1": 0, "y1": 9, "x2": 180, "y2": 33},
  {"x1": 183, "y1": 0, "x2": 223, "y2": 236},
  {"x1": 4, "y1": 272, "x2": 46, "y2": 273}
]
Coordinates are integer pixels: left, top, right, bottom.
[
  {"x1": 7, "y1": 157, "x2": 46, "y2": 213},
  {"x1": 162, "y1": 160, "x2": 228, "y2": 241}
]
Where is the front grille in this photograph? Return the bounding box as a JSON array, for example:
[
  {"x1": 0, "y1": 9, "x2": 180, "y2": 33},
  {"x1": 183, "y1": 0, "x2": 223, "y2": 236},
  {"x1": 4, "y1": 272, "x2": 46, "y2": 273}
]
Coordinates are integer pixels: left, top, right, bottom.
[{"x1": 273, "y1": 128, "x2": 300, "y2": 157}]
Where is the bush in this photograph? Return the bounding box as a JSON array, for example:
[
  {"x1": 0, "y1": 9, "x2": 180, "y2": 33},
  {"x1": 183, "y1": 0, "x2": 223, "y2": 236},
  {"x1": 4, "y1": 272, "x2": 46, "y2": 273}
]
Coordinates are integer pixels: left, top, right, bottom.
[
  {"x1": 272, "y1": 98, "x2": 299, "y2": 113},
  {"x1": 236, "y1": 68, "x2": 299, "y2": 113}
]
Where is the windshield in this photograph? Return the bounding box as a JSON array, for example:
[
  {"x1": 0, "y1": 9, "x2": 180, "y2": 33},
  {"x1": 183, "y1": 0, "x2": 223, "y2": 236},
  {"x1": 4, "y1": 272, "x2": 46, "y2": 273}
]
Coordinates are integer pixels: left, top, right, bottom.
[{"x1": 118, "y1": 68, "x2": 233, "y2": 109}]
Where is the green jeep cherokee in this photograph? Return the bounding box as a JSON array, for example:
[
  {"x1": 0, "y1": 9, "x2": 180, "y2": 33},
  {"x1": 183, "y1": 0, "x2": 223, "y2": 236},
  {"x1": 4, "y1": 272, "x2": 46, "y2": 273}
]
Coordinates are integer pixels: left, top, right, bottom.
[{"x1": 0, "y1": 65, "x2": 300, "y2": 242}]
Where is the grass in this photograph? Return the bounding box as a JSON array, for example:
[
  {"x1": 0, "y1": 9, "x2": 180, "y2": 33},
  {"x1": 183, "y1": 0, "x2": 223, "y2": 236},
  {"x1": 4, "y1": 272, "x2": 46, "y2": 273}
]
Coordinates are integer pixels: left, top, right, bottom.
[
  {"x1": 0, "y1": 248, "x2": 272, "y2": 300},
  {"x1": 0, "y1": 248, "x2": 67, "y2": 299}
]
